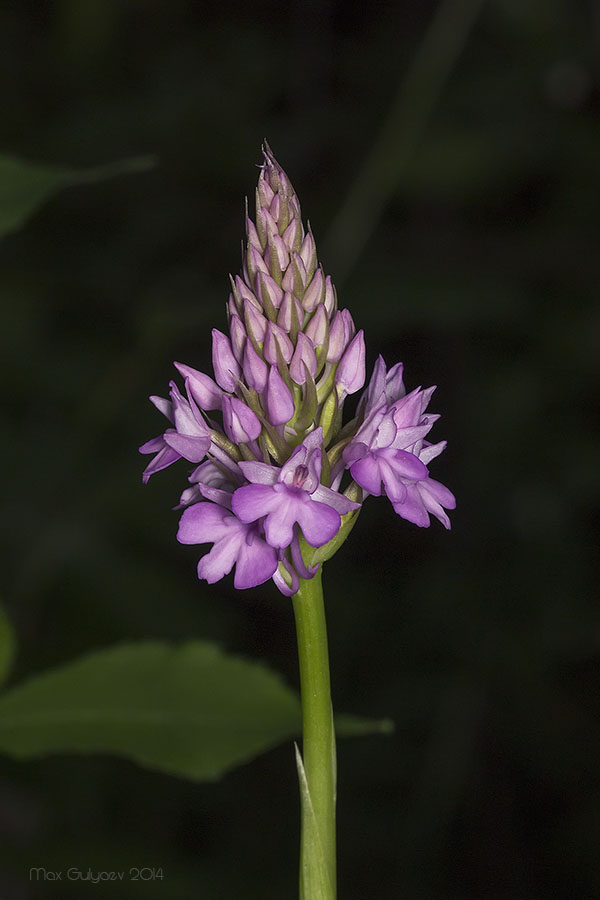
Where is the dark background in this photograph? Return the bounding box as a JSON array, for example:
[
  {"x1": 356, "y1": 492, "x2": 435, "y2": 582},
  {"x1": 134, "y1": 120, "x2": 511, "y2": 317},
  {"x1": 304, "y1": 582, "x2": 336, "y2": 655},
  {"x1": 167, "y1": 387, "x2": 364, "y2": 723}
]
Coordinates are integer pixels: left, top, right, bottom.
[{"x1": 2, "y1": 1, "x2": 599, "y2": 898}]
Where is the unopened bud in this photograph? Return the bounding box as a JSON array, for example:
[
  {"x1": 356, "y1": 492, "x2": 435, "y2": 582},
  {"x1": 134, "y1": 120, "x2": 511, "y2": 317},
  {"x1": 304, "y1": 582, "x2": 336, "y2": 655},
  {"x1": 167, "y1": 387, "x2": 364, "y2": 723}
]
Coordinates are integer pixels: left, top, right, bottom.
[
  {"x1": 243, "y1": 340, "x2": 268, "y2": 392},
  {"x1": 336, "y1": 330, "x2": 366, "y2": 396},
  {"x1": 173, "y1": 362, "x2": 223, "y2": 410},
  {"x1": 302, "y1": 267, "x2": 325, "y2": 312},
  {"x1": 264, "y1": 321, "x2": 294, "y2": 365},
  {"x1": 305, "y1": 304, "x2": 328, "y2": 350},
  {"x1": 290, "y1": 333, "x2": 317, "y2": 385},
  {"x1": 212, "y1": 329, "x2": 241, "y2": 392},
  {"x1": 266, "y1": 365, "x2": 295, "y2": 425},
  {"x1": 222, "y1": 395, "x2": 262, "y2": 443}
]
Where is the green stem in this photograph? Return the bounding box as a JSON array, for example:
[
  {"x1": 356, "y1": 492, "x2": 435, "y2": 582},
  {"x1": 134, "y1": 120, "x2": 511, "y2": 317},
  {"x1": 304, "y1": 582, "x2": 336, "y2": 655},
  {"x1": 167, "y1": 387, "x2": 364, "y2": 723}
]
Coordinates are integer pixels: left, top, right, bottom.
[{"x1": 292, "y1": 567, "x2": 336, "y2": 900}]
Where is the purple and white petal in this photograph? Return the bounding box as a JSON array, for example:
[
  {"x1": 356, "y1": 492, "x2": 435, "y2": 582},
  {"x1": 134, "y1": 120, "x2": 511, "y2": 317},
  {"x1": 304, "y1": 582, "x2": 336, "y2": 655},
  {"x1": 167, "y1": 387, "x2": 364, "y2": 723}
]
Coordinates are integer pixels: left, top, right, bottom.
[
  {"x1": 174, "y1": 363, "x2": 223, "y2": 410},
  {"x1": 311, "y1": 484, "x2": 361, "y2": 514},
  {"x1": 149, "y1": 394, "x2": 173, "y2": 421},
  {"x1": 238, "y1": 460, "x2": 279, "y2": 485},
  {"x1": 232, "y1": 483, "x2": 280, "y2": 524},
  {"x1": 140, "y1": 440, "x2": 181, "y2": 483},
  {"x1": 177, "y1": 502, "x2": 233, "y2": 544},
  {"x1": 418, "y1": 440, "x2": 447, "y2": 465},
  {"x1": 164, "y1": 431, "x2": 210, "y2": 463},
  {"x1": 233, "y1": 532, "x2": 278, "y2": 589},
  {"x1": 197, "y1": 534, "x2": 241, "y2": 583},
  {"x1": 392, "y1": 484, "x2": 431, "y2": 528},
  {"x1": 349, "y1": 455, "x2": 384, "y2": 496},
  {"x1": 296, "y1": 496, "x2": 341, "y2": 547},
  {"x1": 222, "y1": 395, "x2": 262, "y2": 443}
]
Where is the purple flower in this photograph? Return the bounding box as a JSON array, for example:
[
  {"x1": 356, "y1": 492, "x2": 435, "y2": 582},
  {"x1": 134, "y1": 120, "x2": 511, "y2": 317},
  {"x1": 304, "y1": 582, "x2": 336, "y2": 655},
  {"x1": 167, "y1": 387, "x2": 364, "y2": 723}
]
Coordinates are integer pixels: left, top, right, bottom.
[
  {"x1": 345, "y1": 375, "x2": 456, "y2": 528},
  {"x1": 139, "y1": 434, "x2": 181, "y2": 484},
  {"x1": 139, "y1": 383, "x2": 211, "y2": 482},
  {"x1": 232, "y1": 429, "x2": 359, "y2": 549},
  {"x1": 178, "y1": 502, "x2": 278, "y2": 589},
  {"x1": 392, "y1": 475, "x2": 456, "y2": 530},
  {"x1": 162, "y1": 382, "x2": 212, "y2": 463}
]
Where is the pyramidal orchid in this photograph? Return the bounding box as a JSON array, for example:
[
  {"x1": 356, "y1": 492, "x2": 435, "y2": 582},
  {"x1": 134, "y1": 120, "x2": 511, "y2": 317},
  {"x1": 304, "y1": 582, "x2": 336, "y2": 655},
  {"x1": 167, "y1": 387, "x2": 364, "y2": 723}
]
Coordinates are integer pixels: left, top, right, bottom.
[{"x1": 140, "y1": 145, "x2": 455, "y2": 900}]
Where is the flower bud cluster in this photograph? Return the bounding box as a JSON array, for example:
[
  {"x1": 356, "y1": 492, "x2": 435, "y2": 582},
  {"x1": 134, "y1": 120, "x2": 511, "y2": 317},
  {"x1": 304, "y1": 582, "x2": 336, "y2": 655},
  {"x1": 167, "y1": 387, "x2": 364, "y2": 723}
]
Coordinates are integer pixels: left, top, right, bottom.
[{"x1": 141, "y1": 146, "x2": 455, "y2": 594}]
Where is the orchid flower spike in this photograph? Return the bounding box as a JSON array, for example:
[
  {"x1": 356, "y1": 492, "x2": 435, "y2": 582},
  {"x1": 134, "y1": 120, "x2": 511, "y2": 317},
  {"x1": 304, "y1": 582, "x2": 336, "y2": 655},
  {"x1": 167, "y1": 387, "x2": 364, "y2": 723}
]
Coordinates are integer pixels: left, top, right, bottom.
[{"x1": 140, "y1": 144, "x2": 455, "y2": 593}]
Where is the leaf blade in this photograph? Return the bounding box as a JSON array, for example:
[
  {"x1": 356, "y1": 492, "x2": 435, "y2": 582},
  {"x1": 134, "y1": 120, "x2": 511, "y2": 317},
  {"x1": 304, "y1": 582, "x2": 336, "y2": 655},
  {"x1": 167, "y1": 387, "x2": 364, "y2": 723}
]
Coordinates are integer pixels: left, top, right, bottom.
[
  {"x1": 0, "y1": 641, "x2": 299, "y2": 781},
  {"x1": 0, "y1": 153, "x2": 156, "y2": 238}
]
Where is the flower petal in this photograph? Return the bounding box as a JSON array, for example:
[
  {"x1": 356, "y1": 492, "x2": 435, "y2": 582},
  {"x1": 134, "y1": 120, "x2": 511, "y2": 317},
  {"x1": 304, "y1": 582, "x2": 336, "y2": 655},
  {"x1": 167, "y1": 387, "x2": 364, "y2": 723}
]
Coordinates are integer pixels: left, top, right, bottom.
[
  {"x1": 379, "y1": 459, "x2": 408, "y2": 504},
  {"x1": 390, "y1": 449, "x2": 428, "y2": 481},
  {"x1": 419, "y1": 485, "x2": 452, "y2": 530},
  {"x1": 174, "y1": 363, "x2": 223, "y2": 410},
  {"x1": 177, "y1": 502, "x2": 232, "y2": 544},
  {"x1": 418, "y1": 441, "x2": 447, "y2": 465},
  {"x1": 422, "y1": 477, "x2": 456, "y2": 510},
  {"x1": 350, "y1": 455, "x2": 383, "y2": 496},
  {"x1": 272, "y1": 562, "x2": 299, "y2": 597},
  {"x1": 234, "y1": 534, "x2": 278, "y2": 589},
  {"x1": 164, "y1": 431, "x2": 210, "y2": 463},
  {"x1": 197, "y1": 534, "x2": 241, "y2": 583},
  {"x1": 392, "y1": 484, "x2": 430, "y2": 528},
  {"x1": 232, "y1": 483, "x2": 279, "y2": 524},
  {"x1": 141, "y1": 443, "x2": 181, "y2": 483},
  {"x1": 262, "y1": 491, "x2": 301, "y2": 548},
  {"x1": 311, "y1": 484, "x2": 361, "y2": 514},
  {"x1": 296, "y1": 497, "x2": 341, "y2": 547},
  {"x1": 238, "y1": 461, "x2": 279, "y2": 486}
]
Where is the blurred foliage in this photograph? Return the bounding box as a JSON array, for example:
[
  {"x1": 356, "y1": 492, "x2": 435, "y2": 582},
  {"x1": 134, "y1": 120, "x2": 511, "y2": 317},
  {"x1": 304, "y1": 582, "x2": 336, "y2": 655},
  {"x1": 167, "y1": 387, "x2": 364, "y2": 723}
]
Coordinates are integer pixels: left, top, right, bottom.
[
  {"x1": 0, "y1": 602, "x2": 16, "y2": 690},
  {"x1": 0, "y1": 153, "x2": 155, "y2": 237},
  {"x1": 0, "y1": 641, "x2": 302, "y2": 782},
  {"x1": 1, "y1": 0, "x2": 599, "y2": 899}
]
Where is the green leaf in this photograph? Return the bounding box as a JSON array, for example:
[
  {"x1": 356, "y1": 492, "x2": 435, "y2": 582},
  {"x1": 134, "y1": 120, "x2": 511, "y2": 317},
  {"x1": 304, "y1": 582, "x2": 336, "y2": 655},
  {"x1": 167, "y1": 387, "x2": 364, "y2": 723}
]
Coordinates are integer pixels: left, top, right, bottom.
[
  {"x1": 0, "y1": 641, "x2": 300, "y2": 781},
  {"x1": 0, "y1": 601, "x2": 16, "y2": 689},
  {"x1": 0, "y1": 153, "x2": 156, "y2": 238}
]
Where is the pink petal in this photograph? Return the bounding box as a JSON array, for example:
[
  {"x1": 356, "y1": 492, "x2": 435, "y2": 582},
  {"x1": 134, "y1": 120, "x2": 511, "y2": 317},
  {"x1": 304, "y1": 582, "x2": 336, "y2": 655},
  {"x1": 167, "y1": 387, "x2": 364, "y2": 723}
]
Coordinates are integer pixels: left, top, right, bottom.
[
  {"x1": 311, "y1": 484, "x2": 360, "y2": 514},
  {"x1": 350, "y1": 455, "x2": 383, "y2": 496},
  {"x1": 232, "y1": 483, "x2": 279, "y2": 524},
  {"x1": 390, "y1": 449, "x2": 428, "y2": 481},
  {"x1": 234, "y1": 536, "x2": 278, "y2": 589},
  {"x1": 296, "y1": 497, "x2": 341, "y2": 547},
  {"x1": 238, "y1": 461, "x2": 279, "y2": 485},
  {"x1": 141, "y1": 444, "x2": 181, "y2": 483},
  {"x1": 197, "y1": 534, "x2": 241, "y2": 583},
  {"x1": 177, "y1": 502, "x2": 232, "y2": 544},
  {"x1": 422, "y1": 477, "x2": 456, "y2": 510},
  {"x1": 164, "y1": 431, "x2": 210, "y2": 463},
  {"x1": 379, "y1": 459, "x2": 408, "y2": 504},
  {"x1": 174, "y1": 363, "x2": 223, "y2": 410},
  {"x1": 393, "y1": 484, "x2": 430, "y2": 528},
  {"x1": 262, "y1": 492, "x2": 300, "y2": 548}
]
